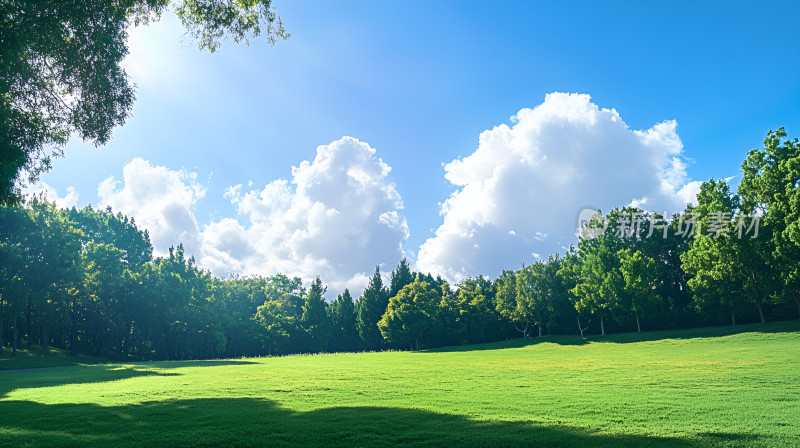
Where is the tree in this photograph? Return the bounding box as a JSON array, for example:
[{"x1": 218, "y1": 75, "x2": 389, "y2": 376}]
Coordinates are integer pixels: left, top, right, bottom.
[
  {"x1": 453, "y1": 275, "x2": 496, "y2": 343},
  {"x1": 681, "y1": 236, "x2": 746, "y2": 325},
  {"x1": 572, "y1": 237, "x2": 623, "y2": 336},
  {"x1": 378, "y1": 279, "x2": 441, "y2": 350},
  {"x1": 356, "y1": 267, "x2": 389, "y2": 350},
  {"x1": 514, "y1": 257, "x2": 569, "y2": 338},
  {"x1": 389, "y1": 258, "x2": 414, "y2": 298},
  {"x1": 300, "y1": 276, "x2": 328, "y2": 353},
  {"x1": 557, "y1": 247, "x2": 594, "y2": 337},
  {"x1": 68, "y1": 205, "x2": 153, "y2": 266},
  {"x1": 618, "y1": 249, "x2": 659, "y2": 332},
  {"x1": 150, "y1": 243, "x2": 214, "y2": 360},
  {"x1": 255, "y1": 299, "x2": 294, "y2": 355},
  {"x1": 0, "y1": 0, "x2": 287, "y2": 204},
  {"x1": 739, "y1": 128, "x2": 800, "y2": 317},
  {"x1": 328, "y1": 289, "x2": 358, "y2": 352},
  {"x1": 252, "y1": 274, "x2": 305, "y2": 356},
  {"x1": 495, "y1": 269, "x2": 532, "y2": 337},
  {"x1": 82, "y1": 241, "x2": 128, "y2": 355},
  {"x1": 516, "y1": 264, "x2": 548, "y2": 338},
  {"x1": 207, "y1": 275, "x2": 266, "y2": 358},
  {"x1": 24, "y1": 199, "x2": 83, "y2": 351},
  {"x1": 681, "y1": 179, "x2": 774, "y2": 325},
  {"x1": 0, "y1": 204, "x2": 33, "y2": 354},
  {"x1": 635, "y1": 211, "x2": 692, "y2": 329}
]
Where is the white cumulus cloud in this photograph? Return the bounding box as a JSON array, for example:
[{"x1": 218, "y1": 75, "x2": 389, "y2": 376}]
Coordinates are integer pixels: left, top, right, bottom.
[
  {"x1": 93, "y1": 139, "x2": 406, "y2": 297},
  {"x1": 198, "y1": 136, "x2": 408, "y2": 296},
  {"x1": 417, "y1": 92, "x2": 698, "y2": 283},
  {"x1": 98, "y1": 157, "x2": 206, "y2": 256}
]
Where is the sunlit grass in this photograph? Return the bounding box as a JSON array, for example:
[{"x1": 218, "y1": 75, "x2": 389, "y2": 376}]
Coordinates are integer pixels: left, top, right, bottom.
[{"x1": 1, "y1": 322, "x2": 798, "y2": 447}]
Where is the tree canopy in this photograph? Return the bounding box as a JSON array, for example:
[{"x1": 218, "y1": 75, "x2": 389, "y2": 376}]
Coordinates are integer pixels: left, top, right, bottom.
[{"x1": 0, "y1": 0, "x2": 287, "y2": 204}]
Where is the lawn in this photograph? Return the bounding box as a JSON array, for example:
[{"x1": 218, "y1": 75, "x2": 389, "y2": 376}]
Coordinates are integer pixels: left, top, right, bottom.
[
  {"x1": 0, "y1": 347, "x2": 103, "y2": 371},
  {"x1": 1, "y1": 322, "x2": 798, "y2": 447}
]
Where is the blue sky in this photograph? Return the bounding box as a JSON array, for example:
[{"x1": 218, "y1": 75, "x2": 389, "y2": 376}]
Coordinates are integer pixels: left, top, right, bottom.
[{"x1": 32, "y1": 0, "x2": 800, "y2": 294}]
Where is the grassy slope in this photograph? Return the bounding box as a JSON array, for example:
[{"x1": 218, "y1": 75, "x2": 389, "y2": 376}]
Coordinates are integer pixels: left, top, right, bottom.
[
  {"x1": 0, "y1": 347, "x2": 102, "y2": 370},
  {"x1": 0, "y1": 322, "x2": 798, "y2": 447}
]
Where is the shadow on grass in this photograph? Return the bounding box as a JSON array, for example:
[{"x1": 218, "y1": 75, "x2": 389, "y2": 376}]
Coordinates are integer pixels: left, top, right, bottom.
[
  {"x1": 0, "y1": 365, "x2": 178, "y2": 399},
  {"x1": 423, "y1": 335, "x2": 589, "y2": 353},
  {"x1": 0, "y1": 360, "x2": 258, "y2": 399},
  {"x1": 424, "y1": 320, "x2": 800, "y2": 353},
  {"x1": 0, "y1": 346, "x2": 105, "y2": 370},
  {"x1": 0, "y1": 397, "x2": 756, "y2": 448},
  {"x1": 141, "y1": 359, "x2": 258, "y2": 369}
]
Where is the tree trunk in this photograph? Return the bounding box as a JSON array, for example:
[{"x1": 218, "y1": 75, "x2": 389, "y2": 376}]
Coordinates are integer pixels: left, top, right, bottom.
[
  {"x1": 25, "y1": 301, "x2": 32, "y2": 347},
  {"x1": 517, "y1": 322, "x2": 529, "y2": 339},
  {"x1": 12, "y1": 314, "x2": 18, "y2": 355},
  {"x1": 116, "y1": 335, "x2": 124, "y2": 358},
  {"x1": 94, "y1": 337, "x2": 104, "y2": 356},
  {"x1": 577, "y1": 314, "x2": 585, "y2": 338},
  {"x1": 70, "y1": 298, "x2": 78, "y2": 356},
  {"x1": 796, "y1": 298, "x2": 800, "y2": 319},
  {"x1": 0, "y1": 311, "x2": 4, "y2": 355},
  {"x1": 756, "y1": 302, "x2": 766, "y2": 324},
  {"x1": 600, "y1": 316, "x2": 606, "y2": 336},
  {"x1": 538, "y1": 326, "x2": 543, "y2": 337},
  {"x1": 164, "y1": 325, "x2": 172, "y2": 360},
  {"x1": 730, "y1": 308, "x2": 736, "y2": 326},
  {"x1": 41, "y1": 322, "x2": 48, "y2": 352},
  {"x1": 635, "y1": 310, "x2": 641, "y2": 333}
]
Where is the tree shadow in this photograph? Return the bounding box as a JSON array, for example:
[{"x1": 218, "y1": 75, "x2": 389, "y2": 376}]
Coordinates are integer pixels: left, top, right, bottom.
[
  {"x1": 0, "y1": 365, "x2": 178, "y2": 399},
  {"x1": 423, "y1": 335, "x2": 589, "y2": 353},
  {"x1": 0, "y1": 360, "x2": 258, "y2": 399},
  {"x1": 0, "y1": 397, "x2": 760, "y2": 448},
  {"x1": 0, "y1": 347, "x2": 105, "y2": 370},
  {"x1": 141, "y1": 359, "x2": 258, "y2": 369},
  {"x1": 424, "y1": 320, "x2": 800, "y2": 353}
]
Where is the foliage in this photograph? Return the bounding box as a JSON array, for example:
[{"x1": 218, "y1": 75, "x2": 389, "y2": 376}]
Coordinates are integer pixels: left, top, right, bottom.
[
  {"x1": 0, "y1": 129, "x2": 799, "y2": 357},
  {"x1": 389, "y1": 257, "x2": 414, "y2": 298},
  {"x1": 0, "y1": 0, "x2": 286, "y2": 204},
  {"x1": 739, "y1": 128, "x2": 800, "y2": 316},
  {"x1": 327, "y1": 289, "x2": 358, "y2": 352},
  {"x1": 617, "y1": 248, "x2": 659, "y2": 332},
  {"x1": 681, "y1": 179, "x2": 775, "y2": 325},
  {"x1": 356, "y1": 266, "x2": 389, "y2": 350},
  {"x1": 572, "y1": 237, "x2": 624, "y2": 336},
  {"x1": 300, "y1": 277, "x2": 328, "y2": 353},
  {"x1": 453, "y1": 275, "x2": 495, "y2": 342},
  {"x1": 494, "y1": 269, "x2": 528, "y2": 336},
  {"x1": 378, "y1": 278, "x2": 441, "y2": 349}
]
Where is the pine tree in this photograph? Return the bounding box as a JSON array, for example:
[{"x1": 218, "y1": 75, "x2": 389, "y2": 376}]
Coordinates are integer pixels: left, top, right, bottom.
[
  {"x1": 328, "y1": 289, "x2": 358, "y2": 352},
  {"x1": 356, "y1": 267, "x2": 388, "y2": 350},
  {"x1": 389, "y1": 258, "x2": 414, "y2": 298},
  {"x1": 300, "y1": 277, "x2": 329, "y2": 353}
]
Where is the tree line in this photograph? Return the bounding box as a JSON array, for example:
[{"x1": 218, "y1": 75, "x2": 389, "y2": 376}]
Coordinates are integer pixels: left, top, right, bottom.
[{"x1": 0, "y1": 129, "x2": 798, "y2": 359}]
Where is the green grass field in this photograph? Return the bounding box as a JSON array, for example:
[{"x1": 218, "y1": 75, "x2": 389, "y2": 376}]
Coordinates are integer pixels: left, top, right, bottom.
[
  {"x1": 0, "y1": 347, "x2": 102, "y2": 371},
  {"x1": 1, "y1": 322, "x2": 799, "y2": 447}
]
